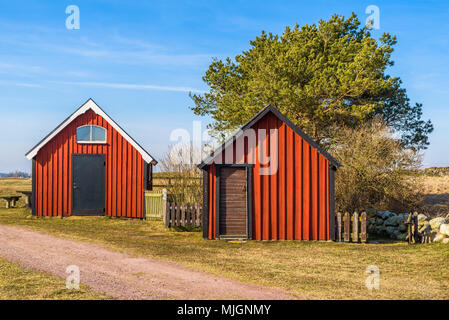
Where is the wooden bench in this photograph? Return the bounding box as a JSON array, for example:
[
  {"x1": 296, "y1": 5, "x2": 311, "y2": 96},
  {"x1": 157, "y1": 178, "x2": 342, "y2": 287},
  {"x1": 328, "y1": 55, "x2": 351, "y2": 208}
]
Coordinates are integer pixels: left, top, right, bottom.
[
  {"x1": 1, "y1": 196, "x2": 21, "y2": 208},
  {"x1": 17, "y1": 191, "x2": 32, "y2": 208}
]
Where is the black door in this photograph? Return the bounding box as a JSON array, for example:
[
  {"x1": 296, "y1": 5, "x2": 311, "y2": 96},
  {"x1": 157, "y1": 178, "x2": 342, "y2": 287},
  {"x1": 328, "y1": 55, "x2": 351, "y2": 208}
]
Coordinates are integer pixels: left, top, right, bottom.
[{"x1": 72, "y1": 154, "x2": 105, "y2": 216}]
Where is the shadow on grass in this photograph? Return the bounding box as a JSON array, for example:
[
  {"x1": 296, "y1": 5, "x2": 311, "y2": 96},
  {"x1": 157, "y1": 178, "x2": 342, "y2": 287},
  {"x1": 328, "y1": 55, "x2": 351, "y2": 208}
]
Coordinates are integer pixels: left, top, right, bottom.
[{"x1": 171, "y1": 225, "x2": 202, "y2": 232}]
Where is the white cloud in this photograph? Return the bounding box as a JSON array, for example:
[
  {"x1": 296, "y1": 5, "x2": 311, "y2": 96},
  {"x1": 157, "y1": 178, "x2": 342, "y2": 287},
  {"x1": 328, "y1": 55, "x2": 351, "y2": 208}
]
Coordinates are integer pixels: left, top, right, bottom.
[
  {"x1": 56, "y1": 81, "x2": 206, "y2": 93},
  {"x1": 0, "y1": 80, "x2": 41, "y2": 88}
]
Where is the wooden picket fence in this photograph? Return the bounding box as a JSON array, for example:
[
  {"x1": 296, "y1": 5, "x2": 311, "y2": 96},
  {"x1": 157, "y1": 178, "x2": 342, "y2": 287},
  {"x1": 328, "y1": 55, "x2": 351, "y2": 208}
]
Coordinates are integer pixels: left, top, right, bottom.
[
  {"x1": 335, "y1": 212, "x2": 367, "y2": 243},
  {"x1": 164, "y1": 203, "x2": 202, "y2": 227},
  {"x1": 405, "y1": 212, "x2": 423, "y2": 244}
]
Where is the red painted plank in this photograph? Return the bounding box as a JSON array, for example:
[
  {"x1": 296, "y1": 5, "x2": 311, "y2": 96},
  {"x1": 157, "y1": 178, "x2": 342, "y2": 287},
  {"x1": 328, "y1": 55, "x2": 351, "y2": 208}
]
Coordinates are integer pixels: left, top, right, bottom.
[
  {"x1": 58, "y1": 134, "x2": 63, "y2": 216},
  {"x1": 302, "y1": 143, "x2": 310, "y2": 240},
  {"x1": 294, "y1": 136, "x2": 302, "y2": 240},
  {"x1": 37, "y1": 152, "x2": 42, "y2": 216},
  {"x1": 269, "y1": 114, "x2": 277, "y2": 240},
  {"x1": 126, "y1": 143, "x2": 132, "y2": 218},
  {"x1": 112, "y1": 129, "x2": 117, "y2": 217},
  {"x1": 311, "y1": 149, "x2": 319, "y2": 240},
  {"x1": 319, "y1": 156, "x2": 326, "y2": 240},
  {"x1": 278, "y1": 121, "x2": 286, "y2": 240},
  {"x1": 253, "y1": 122, "x2": 261, "y2": 240},
  {"x1": 326, "y1": 159, "x2": 330, "y2": 240},
  {"x1": 62, "y1": 127, "x2": 68, "y2": 215},
  {"x1": 286, "y1": 126, "x2": 294, "y2": 240},
  {"x1": 262, "y1": 118, "x2": 270, "y2": 240}
]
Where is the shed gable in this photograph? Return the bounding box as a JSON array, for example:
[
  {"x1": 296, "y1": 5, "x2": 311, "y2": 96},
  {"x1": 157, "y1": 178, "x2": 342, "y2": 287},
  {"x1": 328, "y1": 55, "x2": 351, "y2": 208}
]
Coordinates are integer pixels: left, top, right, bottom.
[
  {"x1": 199, "y1": 105, "x2": 340, "y2": 169},
  {"x1": 26, "y1": 99, "x2": 156, "y2": 165},
  {"x1": 33, "y1": 108, "x2": 146, "y2": 218}
]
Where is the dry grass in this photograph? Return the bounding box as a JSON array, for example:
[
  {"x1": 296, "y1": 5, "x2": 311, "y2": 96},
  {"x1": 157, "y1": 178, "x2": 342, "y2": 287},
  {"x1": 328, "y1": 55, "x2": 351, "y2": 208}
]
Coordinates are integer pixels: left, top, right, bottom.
[
  {"x1": 418, "y1": 175, "x2": 449, "y2": 217},
  {"x1": 0, "y1": 208, "x2": 448, "y2": 300},
  {"x1": 0, "y1": 257, "x2": 110, "y2": 300}
]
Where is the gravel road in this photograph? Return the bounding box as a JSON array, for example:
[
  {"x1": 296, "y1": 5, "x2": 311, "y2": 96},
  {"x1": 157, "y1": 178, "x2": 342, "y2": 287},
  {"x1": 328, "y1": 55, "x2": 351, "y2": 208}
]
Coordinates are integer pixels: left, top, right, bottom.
[{"x1": 0, "y1": 225, "x2": 301, "y2": 300}]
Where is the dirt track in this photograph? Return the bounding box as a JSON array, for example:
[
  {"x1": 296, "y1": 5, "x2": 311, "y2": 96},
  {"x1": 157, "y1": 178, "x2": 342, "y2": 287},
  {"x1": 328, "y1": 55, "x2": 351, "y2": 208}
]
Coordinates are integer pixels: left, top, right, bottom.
[{"x1": 0, "y1": 225, "x2": 300, "y2": 300}]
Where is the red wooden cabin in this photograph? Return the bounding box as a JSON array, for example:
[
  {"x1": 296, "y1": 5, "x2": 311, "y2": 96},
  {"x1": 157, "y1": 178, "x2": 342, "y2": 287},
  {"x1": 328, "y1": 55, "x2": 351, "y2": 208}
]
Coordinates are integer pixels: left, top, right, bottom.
[
  {"x1": 25, "y1": 99, "x2": 157, "y2": 218},
  {"x1": 199, "y1": 105, "x2": 341, "y2": 241}
]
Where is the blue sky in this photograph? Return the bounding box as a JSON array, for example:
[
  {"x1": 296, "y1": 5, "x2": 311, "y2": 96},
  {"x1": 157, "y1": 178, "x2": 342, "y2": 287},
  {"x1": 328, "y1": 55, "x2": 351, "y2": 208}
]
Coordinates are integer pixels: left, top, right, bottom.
[{"x1": 0, "y1": 0, "x2": 448, "y2": 172}]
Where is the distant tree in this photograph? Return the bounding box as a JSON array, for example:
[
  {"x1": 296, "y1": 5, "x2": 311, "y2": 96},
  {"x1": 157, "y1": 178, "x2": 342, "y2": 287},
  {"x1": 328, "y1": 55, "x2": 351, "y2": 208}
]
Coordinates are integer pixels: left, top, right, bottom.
[
  {"x1": 190, "y1": 13, "x2": 433, "y2": 149},
  {"x1": 159, "y1": 143, "x2": 203, "y2": 204},
  {"x1": 0, "y1": 171, "x2": 30, "y2": 178}
]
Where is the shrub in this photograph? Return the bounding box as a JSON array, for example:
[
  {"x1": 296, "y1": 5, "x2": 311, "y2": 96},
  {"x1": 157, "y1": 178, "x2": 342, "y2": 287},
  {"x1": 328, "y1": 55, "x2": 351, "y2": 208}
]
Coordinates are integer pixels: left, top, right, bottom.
[
  {"x1": 329, "y1": 119, "x2": 423, "y2": 213},
  {"x1": 159, "y1": 143, "x2": 203, "y2": 204}
]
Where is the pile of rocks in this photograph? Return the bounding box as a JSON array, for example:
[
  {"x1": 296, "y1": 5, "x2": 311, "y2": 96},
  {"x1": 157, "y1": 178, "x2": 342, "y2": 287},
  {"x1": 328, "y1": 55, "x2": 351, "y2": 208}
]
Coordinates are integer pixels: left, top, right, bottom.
[
  {"x1": 419, "y1": 215, "x2": 449, "y2": 243},
  {"x1": 366, "y1": 210, "x2": 449, "y2": 243}
]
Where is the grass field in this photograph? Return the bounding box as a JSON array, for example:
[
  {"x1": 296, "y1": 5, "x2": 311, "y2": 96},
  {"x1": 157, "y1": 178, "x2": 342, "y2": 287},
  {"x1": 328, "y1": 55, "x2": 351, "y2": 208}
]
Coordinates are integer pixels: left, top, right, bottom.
[
  {"x1": 0, "y1": 256, "x2": 110, "y2": 300},
  {"x1": 0, "y1": 178, "x2": 31, "y2": 208},
  {"x1": 0, "y1": 207, "x2": 448, "y2": 300},
  {"x1": 0, "y1": 177, "x2": 448, "y2": 300},
  {"x1": 420, "y1": 175, "x2": 449, "y2": 216}
]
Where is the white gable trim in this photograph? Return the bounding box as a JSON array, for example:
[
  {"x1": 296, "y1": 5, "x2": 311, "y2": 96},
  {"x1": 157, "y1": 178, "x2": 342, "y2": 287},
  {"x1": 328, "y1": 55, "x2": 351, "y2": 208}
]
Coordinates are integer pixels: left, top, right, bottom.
[{"x1": 25, "y1": 99, "x2": 157, "y2": 164}]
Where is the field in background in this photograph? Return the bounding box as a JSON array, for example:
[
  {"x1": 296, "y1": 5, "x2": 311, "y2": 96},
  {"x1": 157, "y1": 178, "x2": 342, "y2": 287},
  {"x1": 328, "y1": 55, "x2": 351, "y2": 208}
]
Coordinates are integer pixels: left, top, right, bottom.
[
  {"x1": 420, "y1": 175, "x2": 449, "y2": 217},
  {"x1": 2, "y1": 172, "x2": 449, "y2": 215},
  {"x1": 0, "y1": 178, "x2": 31, "y2": 208}
]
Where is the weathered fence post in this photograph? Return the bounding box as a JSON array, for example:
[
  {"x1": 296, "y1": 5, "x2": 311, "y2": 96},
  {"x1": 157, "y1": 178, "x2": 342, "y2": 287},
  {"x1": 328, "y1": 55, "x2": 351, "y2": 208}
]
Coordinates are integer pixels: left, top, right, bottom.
[
  {"x1": 186, "y1": 204, "x2": 191, "y2": 226},
  {"x1": 336, "y1": 212, "x2": 342, "y2": 242},
  {"x1": 360, "y1": 212, "x2": 367, "y2": 243},
  {"x1": 413, "y1": 212, "x2": 420, "y2": 243},
  {"x1": 352, "y1": 211, "x2": 359, "y2": 243},
  {"x1": 344, "y1": 212, "x2": 350, "y2": 242},
  {"x1": 172, "y1": 203, "x2": 176, "y2": 227},
  {"x1": 164, "y1": 201, "x2": 169, "y2": 227},
  {"x1": 194, "y1": 203, "x2": 200, "y2": 226},
  {"x1": 406, "y1": 212, "x2": 413, "y2": 244},
  {"x1": 175, "y1": 203, "x2": 182, "y2": 227},
  {"x1": 181, "y1": 204, "x2": 186, "y2": 227},
  {"x1": 164, "y1": 201, "x2": 203, "y2": 228},
  {"x1": 162, "y1": 188, "x2": 167, "y2": 220}
]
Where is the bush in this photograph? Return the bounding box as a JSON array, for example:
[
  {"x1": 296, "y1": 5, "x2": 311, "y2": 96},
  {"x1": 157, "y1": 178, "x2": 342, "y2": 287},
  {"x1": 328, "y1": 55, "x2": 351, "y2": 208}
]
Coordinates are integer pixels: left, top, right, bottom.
[
  {"x1": 159, "y1": 143, "x2": 203, "y2": 204},
  {"x1": 329, "y1": 119, "x2": 423, "y2": 213}
]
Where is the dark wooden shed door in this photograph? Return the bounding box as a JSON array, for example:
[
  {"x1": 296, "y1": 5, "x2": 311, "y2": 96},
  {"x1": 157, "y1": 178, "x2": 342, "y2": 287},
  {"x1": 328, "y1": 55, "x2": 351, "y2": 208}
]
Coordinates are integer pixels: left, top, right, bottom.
[
  {"x1": 72, "y1": 154, "x2": 105, "y2": 216},
  {"x1": 219, "y1": 167, "x2": 247, "y2": 238}
]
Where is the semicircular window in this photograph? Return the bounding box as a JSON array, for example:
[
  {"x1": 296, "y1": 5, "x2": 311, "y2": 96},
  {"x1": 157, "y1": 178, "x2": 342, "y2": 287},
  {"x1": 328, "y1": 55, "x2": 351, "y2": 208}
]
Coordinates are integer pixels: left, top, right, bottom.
[{"x1": 76, "y1": 125, "x2": 107, "y2": 144}]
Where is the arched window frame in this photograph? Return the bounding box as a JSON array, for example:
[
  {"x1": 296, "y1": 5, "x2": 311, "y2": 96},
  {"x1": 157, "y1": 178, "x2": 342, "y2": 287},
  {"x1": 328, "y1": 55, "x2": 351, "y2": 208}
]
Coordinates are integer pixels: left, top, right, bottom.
[{"x1": 76, "y1": 125, "x2": 107, "y2": 144}]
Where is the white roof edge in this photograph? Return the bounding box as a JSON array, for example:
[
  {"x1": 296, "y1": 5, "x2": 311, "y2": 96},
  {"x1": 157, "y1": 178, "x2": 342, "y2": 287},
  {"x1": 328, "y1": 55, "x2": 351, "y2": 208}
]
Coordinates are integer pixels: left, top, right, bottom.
[{"x1": 25, "y1": 99, "x2": 156, "y2": 164}]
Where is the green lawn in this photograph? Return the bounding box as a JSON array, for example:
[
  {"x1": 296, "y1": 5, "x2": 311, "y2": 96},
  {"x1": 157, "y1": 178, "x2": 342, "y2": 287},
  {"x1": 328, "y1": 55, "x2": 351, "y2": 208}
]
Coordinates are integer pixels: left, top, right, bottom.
[
  {"x1": 0, "y1": 256, "x2": 110, "y2": 300},
  {"x1": 0, "y1": 208, "x2": 448, "y2": 300}
]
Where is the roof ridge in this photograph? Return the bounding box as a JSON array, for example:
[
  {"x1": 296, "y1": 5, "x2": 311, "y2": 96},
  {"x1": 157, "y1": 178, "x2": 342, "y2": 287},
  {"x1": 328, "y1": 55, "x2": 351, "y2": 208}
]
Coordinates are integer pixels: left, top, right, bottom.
[
  {"x1": 25, "y1": 99, "x2": 157, "y2": 165},
  {"x1": 198, "y1": 105, "x2": 341, "y2": 169}
]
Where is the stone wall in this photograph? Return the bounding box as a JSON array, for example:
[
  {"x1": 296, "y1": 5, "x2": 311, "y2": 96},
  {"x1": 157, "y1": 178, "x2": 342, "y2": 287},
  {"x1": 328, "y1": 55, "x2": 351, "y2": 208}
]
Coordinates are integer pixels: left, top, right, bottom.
[{"x1": 366, "y1": 210, "x2": 449, "y2": 243}]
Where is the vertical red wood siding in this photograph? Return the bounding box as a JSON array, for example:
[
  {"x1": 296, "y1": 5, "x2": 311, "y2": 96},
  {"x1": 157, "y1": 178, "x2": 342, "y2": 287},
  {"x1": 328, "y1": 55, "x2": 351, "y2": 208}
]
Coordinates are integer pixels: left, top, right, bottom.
[
  {"x1": 33, "y1": 109, "x2": 144, "y2": 218},
  {"x1": 207, "y1": 112, "x2": 332, "y2": 240}
]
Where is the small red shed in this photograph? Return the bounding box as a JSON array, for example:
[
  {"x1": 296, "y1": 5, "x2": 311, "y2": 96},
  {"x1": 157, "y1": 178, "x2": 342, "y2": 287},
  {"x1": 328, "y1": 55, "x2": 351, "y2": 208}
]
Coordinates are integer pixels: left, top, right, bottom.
[
  {"x1": 25, "y1": 99, "x2": 157, "y2": 218},
  {"x1": 199, "y1": 105, "x2": 341, "y2": 241}
]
